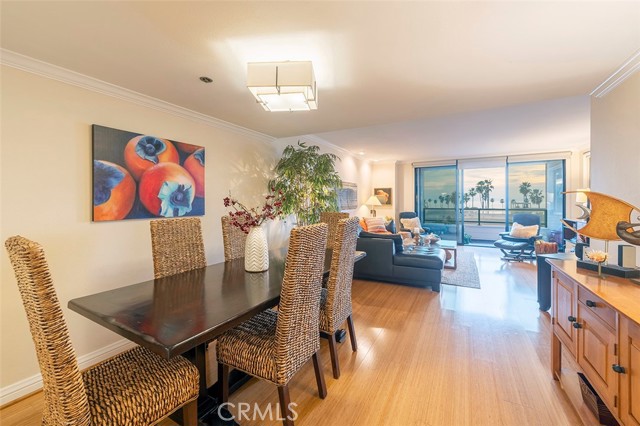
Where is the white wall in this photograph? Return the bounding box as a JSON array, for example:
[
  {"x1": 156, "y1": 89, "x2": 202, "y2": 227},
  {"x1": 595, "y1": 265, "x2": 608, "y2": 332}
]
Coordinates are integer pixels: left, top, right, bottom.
[
  {"x1": 0, "y1": 66, "x2": 279, "y2": 397},
  {"x1": 590, "y1": 71, "x2": 640, "y2": 265}
]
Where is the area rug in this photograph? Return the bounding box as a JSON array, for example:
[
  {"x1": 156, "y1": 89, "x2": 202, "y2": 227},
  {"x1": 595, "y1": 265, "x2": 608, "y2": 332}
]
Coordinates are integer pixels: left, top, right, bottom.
[{"x1": 441, "y1": 251, "x2": 481, "y2": 289}]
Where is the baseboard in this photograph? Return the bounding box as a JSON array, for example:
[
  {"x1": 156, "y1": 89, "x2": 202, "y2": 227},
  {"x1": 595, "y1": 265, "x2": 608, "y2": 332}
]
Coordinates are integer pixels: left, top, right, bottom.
[{"x1": 0, "y1": 339, "x2": 136, "y2": 406}]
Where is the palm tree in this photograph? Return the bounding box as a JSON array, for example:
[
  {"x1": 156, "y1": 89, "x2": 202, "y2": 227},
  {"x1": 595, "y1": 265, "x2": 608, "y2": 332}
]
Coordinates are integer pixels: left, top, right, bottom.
[
  {"x1": 464, "y1": 192, "x2": 471, "y2": 208},
  {"x1": 530, "y1": 189, "x2": 544, "y2": 208},
  {"x1": 490, "y1": 197, "x2": 495, "y2": 208},
  {"x1": 427, "y1": 198, "x2": 432, "y2": 208},
  {"x1": 482, "y1": 179, "x2": 494, "y2": 209},
  {"x1": 519, "y1": 182, "x2": 532, "y2": 207},
  {"x1": 438, "y1": 195, "x2": 445, "y2": 208},
  {"x1": 475, "y1": 181, "x2": 486, "y2": 208},
  {"x1": 444, "y1": 194, "x2": 451, "y2": 207},
  {"x1": 500, "y1": 198, "x2": 505, "y2": 209},
  {"x1": 450, "y1": 191, "x2": 457, "y2": 208},
  {"x1": 468, "y1": 188, "x2": 477, "y2": 208}
]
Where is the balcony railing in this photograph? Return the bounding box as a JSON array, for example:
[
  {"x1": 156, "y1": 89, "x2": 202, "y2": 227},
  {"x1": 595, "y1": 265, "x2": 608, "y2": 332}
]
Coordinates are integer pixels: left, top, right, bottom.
[{"x1": 422, "y1": 207, "x2": 547, "y2": 227}]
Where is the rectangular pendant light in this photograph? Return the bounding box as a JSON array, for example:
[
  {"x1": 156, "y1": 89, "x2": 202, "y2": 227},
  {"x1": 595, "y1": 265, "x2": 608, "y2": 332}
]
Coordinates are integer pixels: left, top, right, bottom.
[{"x1": 247, "y1": 61, "x2": 318, "y2": 112}]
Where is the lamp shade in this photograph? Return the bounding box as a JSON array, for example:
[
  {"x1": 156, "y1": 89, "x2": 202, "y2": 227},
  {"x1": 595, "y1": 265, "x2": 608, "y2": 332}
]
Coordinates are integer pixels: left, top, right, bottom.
[
  {"x1": 247, "y1": 61, "x2": 317, "y2": 112},
  {"x1": 366, "y1": 195, "x2": 382, "y2": 207},
  {"x1": 575, "y1": 188, "x2": 590, "y2": 204}
]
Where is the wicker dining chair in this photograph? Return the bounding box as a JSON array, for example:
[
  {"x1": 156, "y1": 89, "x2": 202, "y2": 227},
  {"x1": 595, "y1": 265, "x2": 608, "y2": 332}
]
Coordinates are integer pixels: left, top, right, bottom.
[
  {"x1": 221, "y1": 215, "x2": 246, "y2": 261},
  {"x1": 217, "y1": 223, "x2": 329, "y2": 426},
  {"x1": 320, "y1": 217, "x2": 360, "y2": 379},
  {"x1": 150, "y1": 217, "x2": 207, "y2": 278},
  {"x1": 4, "y1": 236, "x2": 200, "y2": 426},
  {"x1": 319, "y1": 212, "x2": 349, "y2": 249}
]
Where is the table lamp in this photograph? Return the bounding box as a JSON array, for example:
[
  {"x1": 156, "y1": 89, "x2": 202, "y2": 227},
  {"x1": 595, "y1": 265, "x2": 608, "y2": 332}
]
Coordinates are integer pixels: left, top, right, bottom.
[
  {"x1": 575, "y1": 188, "x2": 590, "y2": 220},
  {"x1": 366, "y1": 195, "x2": 382, "y2": 217}
]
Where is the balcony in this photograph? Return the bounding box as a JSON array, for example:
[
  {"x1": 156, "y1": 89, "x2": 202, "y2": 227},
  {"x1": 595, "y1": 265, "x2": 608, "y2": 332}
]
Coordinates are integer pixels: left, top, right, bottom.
[{"x1": 422, "y1": 207, "x2": 548, "y2": 243}]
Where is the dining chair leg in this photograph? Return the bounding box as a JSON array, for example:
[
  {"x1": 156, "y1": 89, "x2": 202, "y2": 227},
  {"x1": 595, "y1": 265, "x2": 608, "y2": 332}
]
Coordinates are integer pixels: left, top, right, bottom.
[
  {"x1": 182, "y1": 399, "x2": 198, "y2": 426},
  {"x1": 278, "y1": 385, "x2": 294, "y2": 426},
  {"x1": 312, "y1": 351, "x2": 327, "y2": 399},
  {"x1": 218, "y1": 363, "x2": 229, "y2": 403},
  {"x1": 347, "y1": 315, "x2": 358, "y2": 352},
  {"x1": 328, "y1": 332, "x2": 340, "y2": 379}
]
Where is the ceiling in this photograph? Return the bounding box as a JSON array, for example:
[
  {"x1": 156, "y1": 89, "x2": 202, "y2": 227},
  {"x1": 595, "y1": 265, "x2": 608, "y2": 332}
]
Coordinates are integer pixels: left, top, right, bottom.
[{"x1": 2, "y1": 1, "x2": 639, "y2": 161}]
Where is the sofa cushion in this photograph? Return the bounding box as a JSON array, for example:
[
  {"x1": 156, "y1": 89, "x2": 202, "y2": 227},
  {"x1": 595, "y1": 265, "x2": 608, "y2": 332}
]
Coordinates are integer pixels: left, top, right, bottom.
[
  {"x1": 509, "y1": 222, "x2": 539, "y2": 238},
  {"x1": 364, "y1": 217, "x2": 387, "y2": 233},
  {"x1": 359, "y1": 231, "x2": 403, "y2": 253},
  {"x1": 400, "y1": 217, "x2": 422, "y2": 232}
]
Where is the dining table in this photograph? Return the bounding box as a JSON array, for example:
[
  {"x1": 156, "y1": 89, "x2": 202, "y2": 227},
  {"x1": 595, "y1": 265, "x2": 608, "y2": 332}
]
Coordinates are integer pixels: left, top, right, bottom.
[{"x1": 68, "y1": 247, "x2": 365, "y2": 425}]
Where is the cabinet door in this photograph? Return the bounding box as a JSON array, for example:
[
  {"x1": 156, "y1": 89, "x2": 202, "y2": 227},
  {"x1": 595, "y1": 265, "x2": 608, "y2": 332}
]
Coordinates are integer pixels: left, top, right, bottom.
[
  {"x1": 553, "y1": 272, "x2": 577, "y2": 357},
  {"x1": 620, "y1": 317, "x2": 640, "y2": 426},
  {"x1": 577, "y1": 303, "x2": 618, "y2": 411}
]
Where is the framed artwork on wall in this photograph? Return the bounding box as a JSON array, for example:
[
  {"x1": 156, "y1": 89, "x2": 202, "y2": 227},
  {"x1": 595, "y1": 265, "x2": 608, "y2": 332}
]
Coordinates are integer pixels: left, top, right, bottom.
[
  {"x1": 338, "y1": 181, "x2": 358, "y2": 210},
  {"x1": 92, "y1": 124, "x2": 205, "y2": 221},
  {"x1": 374, "y1": 187, "x2": 392, "y2": 205}
]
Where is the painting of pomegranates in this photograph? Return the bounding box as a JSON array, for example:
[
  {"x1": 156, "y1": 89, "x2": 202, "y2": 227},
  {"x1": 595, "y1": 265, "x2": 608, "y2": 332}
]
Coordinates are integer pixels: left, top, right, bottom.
[{"x1": 92, "y1": 124, "x2": 205, "y2": 221}]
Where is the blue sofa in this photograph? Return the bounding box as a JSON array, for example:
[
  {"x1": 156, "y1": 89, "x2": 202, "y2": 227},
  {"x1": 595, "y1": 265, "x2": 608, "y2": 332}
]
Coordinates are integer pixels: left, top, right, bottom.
[{"x1": 353, "y1": 231, "x2": 445, "y2": 292}]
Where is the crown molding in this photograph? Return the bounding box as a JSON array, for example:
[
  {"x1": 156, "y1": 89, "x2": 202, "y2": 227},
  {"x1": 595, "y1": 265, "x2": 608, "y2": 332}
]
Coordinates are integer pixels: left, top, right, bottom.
[
  {"x1": 591, "y1": 49, "x2": 640, "y2": 98},
  {"x1": 297, "y1": 134, "x2": 366, "y2": 160},
  {"x1": 0, "y1": 49, "x2": 275, "y2": 143}
]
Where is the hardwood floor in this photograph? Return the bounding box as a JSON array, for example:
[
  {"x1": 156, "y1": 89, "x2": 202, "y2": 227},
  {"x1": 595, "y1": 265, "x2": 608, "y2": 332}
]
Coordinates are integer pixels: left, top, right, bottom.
[{"x1": 0, "y1": 247, "x2": 585, "y2": 425}]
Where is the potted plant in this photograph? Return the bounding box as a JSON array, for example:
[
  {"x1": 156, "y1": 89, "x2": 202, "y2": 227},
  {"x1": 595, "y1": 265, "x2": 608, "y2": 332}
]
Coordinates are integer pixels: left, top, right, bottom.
[{"x1": 269, "y1": 142, "x2": 342, "y2": 226}]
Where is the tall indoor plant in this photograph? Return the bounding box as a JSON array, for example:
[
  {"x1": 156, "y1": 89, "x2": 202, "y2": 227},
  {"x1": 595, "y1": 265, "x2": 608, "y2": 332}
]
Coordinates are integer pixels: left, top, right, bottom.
[{"x1": 269, "y1": 142, "x2": 342, "y2": 226}]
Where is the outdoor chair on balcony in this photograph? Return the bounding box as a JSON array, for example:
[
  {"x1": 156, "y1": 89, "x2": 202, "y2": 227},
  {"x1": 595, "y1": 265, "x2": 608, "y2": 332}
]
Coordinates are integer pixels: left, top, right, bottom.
[{"x1": 493, "y1": 213, "x2": 542, "y2": 261}]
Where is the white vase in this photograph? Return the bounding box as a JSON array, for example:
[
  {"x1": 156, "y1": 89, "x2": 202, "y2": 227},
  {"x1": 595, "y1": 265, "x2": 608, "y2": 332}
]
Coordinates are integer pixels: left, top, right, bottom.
[{"x1": 245, "y1": 226, "x2": 269, "y2": 272}]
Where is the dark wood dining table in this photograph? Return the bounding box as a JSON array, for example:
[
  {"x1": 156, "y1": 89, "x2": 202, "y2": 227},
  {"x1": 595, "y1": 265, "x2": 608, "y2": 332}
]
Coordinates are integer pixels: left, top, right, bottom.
[{"x1": 68, "y1": 248, "x2": 365, "y2": 425}]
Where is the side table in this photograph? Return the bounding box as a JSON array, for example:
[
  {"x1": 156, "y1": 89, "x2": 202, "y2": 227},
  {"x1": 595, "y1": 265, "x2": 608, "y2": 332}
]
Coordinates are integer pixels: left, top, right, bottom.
[{"x1": 433, "y1": 240, "x2": 457, "y2": 270}]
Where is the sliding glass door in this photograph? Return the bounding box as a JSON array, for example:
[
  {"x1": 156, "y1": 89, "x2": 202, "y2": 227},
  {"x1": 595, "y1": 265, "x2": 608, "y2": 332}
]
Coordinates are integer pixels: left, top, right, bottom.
[
  {"x1": 507, "y1": 159, "x2": 565, "y2": 246},
  {"x1": 415, "y1": 158, "x2": 566, "y2": 247},
  {"x1": 415, "y1": 165, "x2": 459, "y2": 242},
  {"x1": 459, "y1": 165, "x2": 507, "y2": 244}
]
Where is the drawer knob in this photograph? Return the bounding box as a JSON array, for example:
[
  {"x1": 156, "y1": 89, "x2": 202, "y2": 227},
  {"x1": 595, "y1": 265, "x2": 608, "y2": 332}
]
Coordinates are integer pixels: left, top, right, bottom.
[
  {"x1": 572, "y1": 322, "x2": 582, "y2": 329},
  {"x1": 612, "y1": 364, "x2": 626, "y2": 374},
  {"x1": 567, "y1": 316, "x2": 577, "y2": 322},
  {"x1": 586, "y1": 300, "x2": 596, "y2": 308}
]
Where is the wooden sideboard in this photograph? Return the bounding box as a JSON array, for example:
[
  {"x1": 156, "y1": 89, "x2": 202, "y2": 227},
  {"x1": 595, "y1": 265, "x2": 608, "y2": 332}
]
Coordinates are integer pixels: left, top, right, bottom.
[{"x1": 550, "y1": 259, "x2": 640, "y2": 426}]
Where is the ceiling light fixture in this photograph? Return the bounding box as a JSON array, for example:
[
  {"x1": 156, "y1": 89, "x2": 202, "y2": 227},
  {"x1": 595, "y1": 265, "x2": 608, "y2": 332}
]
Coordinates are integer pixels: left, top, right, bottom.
[
  {"x1": 199, "y1": 76, "x2": 213, "y2": 83},
  {"x1": 247, "y1": 61, "x2": 317, "y2": 112}
]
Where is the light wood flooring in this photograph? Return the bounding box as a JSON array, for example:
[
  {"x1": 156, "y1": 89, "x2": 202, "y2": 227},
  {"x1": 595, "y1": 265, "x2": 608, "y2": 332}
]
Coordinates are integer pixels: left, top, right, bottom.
[{"x1": 1, "y1": 247, "x2": 589, "y2": 425}]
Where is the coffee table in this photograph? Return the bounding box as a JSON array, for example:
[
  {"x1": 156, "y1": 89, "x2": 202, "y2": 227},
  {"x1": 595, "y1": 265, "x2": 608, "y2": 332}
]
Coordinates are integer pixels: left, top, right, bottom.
[{"x1": 402, "y1": 238, "x2": 458, "y2": 270}]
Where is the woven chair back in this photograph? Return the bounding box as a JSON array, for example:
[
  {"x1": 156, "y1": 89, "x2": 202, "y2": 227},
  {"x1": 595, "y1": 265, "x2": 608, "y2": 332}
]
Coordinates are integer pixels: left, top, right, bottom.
[
  {"x1": 275, "y1": 223, "x2": 328, "y2": 384},
  {"x1": 323, "y1": 217, "x2": 359, "y2": 332},
  {"x1": 4, "y1": 236, "x2": 91, "y2": 425},
  {"x1": 319, "y1": 212, "x2": 349, "y2": 249},
  {"x1": 150, "y1": 217, "x2": 206, "y2": 279},
  {"x1": 221, "y1": 215, "x2": 247, "y2": 261}
]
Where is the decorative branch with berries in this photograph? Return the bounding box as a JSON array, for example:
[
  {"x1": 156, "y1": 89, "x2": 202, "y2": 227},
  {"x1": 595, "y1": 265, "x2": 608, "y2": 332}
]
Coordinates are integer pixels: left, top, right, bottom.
[{"x1": 223, "y1": 189, "x2": 285, "y2": 234}]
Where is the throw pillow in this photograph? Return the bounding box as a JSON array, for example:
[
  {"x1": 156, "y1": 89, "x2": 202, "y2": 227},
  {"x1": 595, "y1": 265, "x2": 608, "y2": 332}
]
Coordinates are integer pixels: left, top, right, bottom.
[
  {"x1": 365, "y1": 217, "x2": 387, "y2": 233},
  {"x1": 400, "y1": 217, "x2": 423, "y2": 232},
  {"x1": 359, "y1": 231, "x2": 403, "y2": 253},
  {"x1": 509, "y1": 222, "x2": 539, "y2": 239},
  {"x1": 359, "y1": 217, "x2": 368, "y2": 232}
]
